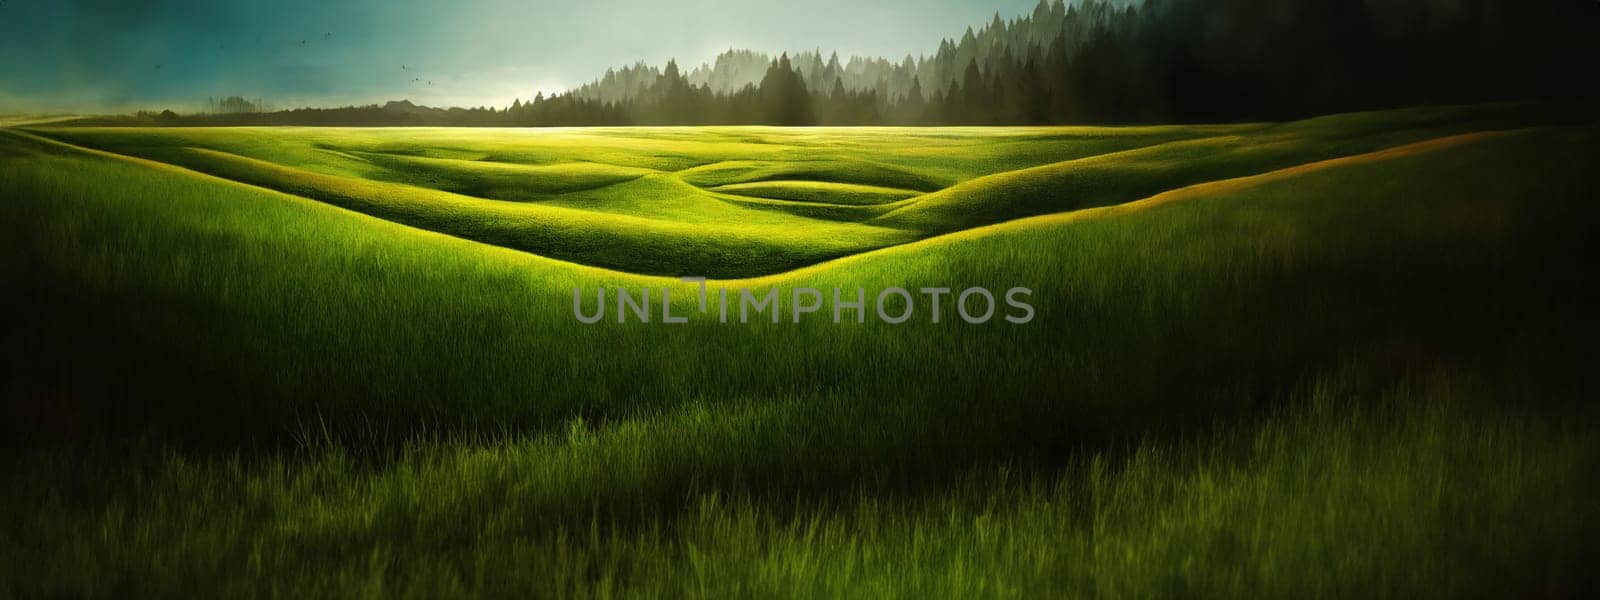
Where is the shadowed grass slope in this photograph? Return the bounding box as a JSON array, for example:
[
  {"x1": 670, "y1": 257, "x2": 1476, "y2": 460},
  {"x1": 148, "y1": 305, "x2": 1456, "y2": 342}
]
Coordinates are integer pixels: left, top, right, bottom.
[
  {"x1": 711, "y1": 180, "x2": 924, "y2": 205},
  {"x1": 678, "y1": 158, "x2": 949, "y2": 191},
  {"x1": 347, "y1": 150, "x2": 659, "y2": 200},
  {"x1": 871, "y1": 104, "x2": 1560, "y2": 233}
]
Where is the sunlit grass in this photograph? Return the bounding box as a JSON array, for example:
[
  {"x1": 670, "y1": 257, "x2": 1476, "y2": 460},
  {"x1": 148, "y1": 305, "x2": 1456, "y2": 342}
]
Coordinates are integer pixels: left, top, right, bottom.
[
  {"x1": 28, "y1": 104, "x2": 1557, "y2": 279},
  {"x1": 1, "y1": 105, "x2": 1595, "y2": 596}
]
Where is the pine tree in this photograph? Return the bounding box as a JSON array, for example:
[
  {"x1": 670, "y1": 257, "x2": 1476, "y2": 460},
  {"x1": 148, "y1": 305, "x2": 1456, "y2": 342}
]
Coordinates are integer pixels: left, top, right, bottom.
[{"x1": 759, "y1": 54, "x2": 814, "y2": 126}]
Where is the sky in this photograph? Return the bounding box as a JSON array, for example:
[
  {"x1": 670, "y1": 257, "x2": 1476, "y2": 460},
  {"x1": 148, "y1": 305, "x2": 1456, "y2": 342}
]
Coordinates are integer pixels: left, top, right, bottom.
[{"x1": 0, "y1": 0, "x2": 1041, "y2": 113}]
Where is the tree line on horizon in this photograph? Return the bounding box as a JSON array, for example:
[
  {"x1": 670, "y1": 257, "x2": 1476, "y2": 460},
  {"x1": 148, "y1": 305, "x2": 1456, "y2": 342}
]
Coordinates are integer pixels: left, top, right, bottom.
[{"x1": 148, "y1": 0, "x2": 1594, "y2": 127}]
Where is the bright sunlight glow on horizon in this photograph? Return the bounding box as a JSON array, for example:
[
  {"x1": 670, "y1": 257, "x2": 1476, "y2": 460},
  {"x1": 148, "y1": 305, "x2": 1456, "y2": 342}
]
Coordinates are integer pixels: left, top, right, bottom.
[{"x1": 0, "y1": 0, "x2": 1052, "y2": 113}]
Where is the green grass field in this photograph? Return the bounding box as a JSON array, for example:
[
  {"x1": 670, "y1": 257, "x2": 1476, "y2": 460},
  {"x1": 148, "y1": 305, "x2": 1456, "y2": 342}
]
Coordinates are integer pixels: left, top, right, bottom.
[{"x1": 2, "y1": 104, "x2": 1596, "y2": 597}]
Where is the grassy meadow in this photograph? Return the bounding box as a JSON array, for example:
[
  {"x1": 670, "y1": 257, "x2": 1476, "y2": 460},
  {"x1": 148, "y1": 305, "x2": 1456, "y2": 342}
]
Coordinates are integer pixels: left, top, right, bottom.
[{"x1": 1, "y1": 104, "x2": 1596, "y2": 597}]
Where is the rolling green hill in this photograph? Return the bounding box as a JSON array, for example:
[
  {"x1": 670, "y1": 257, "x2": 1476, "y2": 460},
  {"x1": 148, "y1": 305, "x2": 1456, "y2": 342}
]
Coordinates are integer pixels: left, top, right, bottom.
[
  {"x1": 1, "y1": 106, "x2": 1595, "y2": 597},
  {"x1": 20, "y1": 104, "x2": 1558, "y2": 278}
]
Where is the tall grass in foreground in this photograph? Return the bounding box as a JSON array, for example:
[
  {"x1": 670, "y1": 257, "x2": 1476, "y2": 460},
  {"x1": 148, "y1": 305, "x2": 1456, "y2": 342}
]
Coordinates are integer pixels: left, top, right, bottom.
[{"x1": 3, "y1": 366, "x2": 1594, "y2": 597}]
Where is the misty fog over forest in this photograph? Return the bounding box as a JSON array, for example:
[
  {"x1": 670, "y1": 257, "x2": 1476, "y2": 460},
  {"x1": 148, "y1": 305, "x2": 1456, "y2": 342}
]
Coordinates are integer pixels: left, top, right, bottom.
[{"x1": 110, "y1": 0, "x2": 1596, "y2": 126}]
